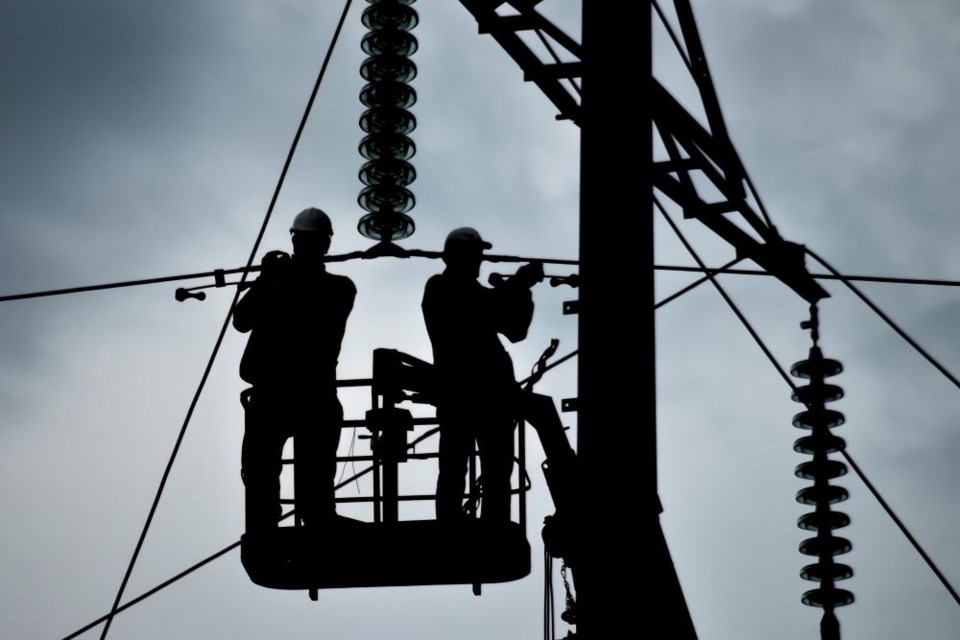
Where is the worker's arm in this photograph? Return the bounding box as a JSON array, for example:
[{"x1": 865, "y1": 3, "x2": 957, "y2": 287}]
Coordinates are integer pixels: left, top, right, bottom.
[
  {"x1": 327, "y1": 276, "x2": 357, "y2": 349},
  {"x1": 232, "y1": 251, "x2": 290, "y2": 333},
  {"x1": 232, "y1": 284, "x2": 260, "y2": 333},
  {"x1": 494, "y1": 261, "x2": 543, "y2": 343}
]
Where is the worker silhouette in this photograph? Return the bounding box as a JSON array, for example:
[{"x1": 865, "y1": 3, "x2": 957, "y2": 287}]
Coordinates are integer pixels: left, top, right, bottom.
[
  {"x1": 422, "y1": 227, "x2": 544, "y2": 522},
  {"x1": 233, "y1": 207, "x2": 357, "y2": 531}
]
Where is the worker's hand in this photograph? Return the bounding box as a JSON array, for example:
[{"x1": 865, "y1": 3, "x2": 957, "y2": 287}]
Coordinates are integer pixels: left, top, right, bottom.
[
  {"x1": 514, "y1": 261, "x2": 544, "y2": 288},
  {"x1": 259, "y1": 250, "x2": 291, "y2": 284}
]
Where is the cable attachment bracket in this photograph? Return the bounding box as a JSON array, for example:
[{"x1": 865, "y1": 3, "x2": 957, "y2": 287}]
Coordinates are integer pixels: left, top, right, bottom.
[{"x1": 800, "y1": 303, "x2": 821, "y2": 346}]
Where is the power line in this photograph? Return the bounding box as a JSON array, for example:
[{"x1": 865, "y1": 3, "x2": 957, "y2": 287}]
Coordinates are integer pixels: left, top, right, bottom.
[
  {"x1": 655, "y1": 257, "x2": 744, "y2": 308},
  {"x1": 0, "y1": 268, "x2": 248, "y2": 303},
  {"x1": 33, "y1": 242, "x2": 954, "y2": 320},
  {"x1": 804, "y1": 249, "x2": 960, "y2": 394},
  {"x1": 96, "y1": 2, "x2": 356, "y2": 638},
  {"x1": 839, "y1": 450, "x2": 960, "y2": 606},
  {"x1": 656, "y1": 264, "x2": 960, "y2": 289},
  {"x1": 61, "y1": 539, "x2": 245, "y2": 640},
  {"x1": 65, "y1": 441, "x2": 393, "y2": 639},
  {"x1": 801, "y1": 251, "x2": 960, "y2": 604},
  {"x1": 0, "y1": 250, "x2": 577, "y2": 304},
  {"x1": 654, "y1": 197, "x2": 794, "y2": 390},
  {"x1": 65, "y1": 453, "x2": 381, "y2": 640},
  {"x1": 64, "y1": 445, "x2": 400, "y2": 638}
]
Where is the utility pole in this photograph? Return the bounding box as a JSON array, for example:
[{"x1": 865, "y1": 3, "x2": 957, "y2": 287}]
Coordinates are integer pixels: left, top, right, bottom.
[{"x1": 578, "y1": 3, "x2": 698, "y2": 637}]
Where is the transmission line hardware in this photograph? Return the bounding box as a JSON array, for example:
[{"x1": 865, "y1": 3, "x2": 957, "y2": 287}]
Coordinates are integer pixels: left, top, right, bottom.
[
  {"x1": 357, "y1": 0, "x2": 419, "y2": 242},
  {"x1": 790, "y1": 305, "x2": 854, "y2": 639}
]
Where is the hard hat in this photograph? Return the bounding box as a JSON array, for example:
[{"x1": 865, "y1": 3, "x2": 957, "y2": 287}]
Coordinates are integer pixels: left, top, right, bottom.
[
  {"x1": 290, "y1": 207, "x2": 333, "y2": 235},
  {"x1": 443, "y1": 227, "x2": 492, "y2": 253}
]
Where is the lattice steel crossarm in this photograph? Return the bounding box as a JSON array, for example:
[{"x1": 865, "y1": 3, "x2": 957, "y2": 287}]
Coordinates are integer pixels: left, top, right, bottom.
[
  {"x1": 650, "y1": 75, "x2": 828, "y2": 304},
  {"x1": 459, "y1": 0, "x2": 582, "y2": 123},
  {"x1": 460, "y1": 1, "x2": 828, "y2": 304}
]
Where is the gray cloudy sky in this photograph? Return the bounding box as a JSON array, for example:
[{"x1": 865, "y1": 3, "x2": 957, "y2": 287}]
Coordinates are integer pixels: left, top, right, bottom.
[{"x1": 1, "y1": 1, "x2": 959, "y2": 639}]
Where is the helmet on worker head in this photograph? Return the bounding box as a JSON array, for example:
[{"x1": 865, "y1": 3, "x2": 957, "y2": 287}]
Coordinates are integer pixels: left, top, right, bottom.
[
  {"x1": 290, "y1": 207, "x2": 333, "y2": 236},
  {"x1": 442, "y1": 227, "x2": 490, "y2": 276},
  {"x1": 290, "y1": 207, "x2": 333, "y2": 260},
  {"x1": 443, "y1": 227, "x2": 492, "y2": 256}
]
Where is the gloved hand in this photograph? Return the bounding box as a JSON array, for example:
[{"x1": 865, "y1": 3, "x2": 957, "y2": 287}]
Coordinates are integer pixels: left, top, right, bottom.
[
  {"x1": 513, "y1": 261, "x2": 544, "y2": 288},
  {"x1": 259, "y1": 250, "x2": 292, "y2": 285}
]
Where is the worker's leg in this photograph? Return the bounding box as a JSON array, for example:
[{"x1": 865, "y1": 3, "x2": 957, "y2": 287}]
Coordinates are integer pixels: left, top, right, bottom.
[
  {"x1": 435, "y1": 408, "x2": 473, "y2": 520},
  {"x1": 241, "y1": 389, "x2": 288, "y2": 532},
  {"x1": 476, "y1": 417, "x2": 517, "y2": 523},
  {"x1": 293, "y1": 399, "x2": 343, "y2": 525}
]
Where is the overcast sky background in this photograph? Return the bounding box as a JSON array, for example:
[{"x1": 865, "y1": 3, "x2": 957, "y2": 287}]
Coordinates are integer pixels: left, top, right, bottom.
[{"x1": 1, "y1": 1, "x2": 960, "y2": 639}]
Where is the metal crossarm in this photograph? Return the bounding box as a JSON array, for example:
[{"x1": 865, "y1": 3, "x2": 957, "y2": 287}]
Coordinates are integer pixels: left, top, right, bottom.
[
  {"x1": 652, "y1": 81, "x2": 829, "y2": 303},
  {"x1": 672, "y1": 0, "x2": 745, "y2": 198},
  {"x1": 460, "y1": 0, "x2": 582, "y2": 123}
]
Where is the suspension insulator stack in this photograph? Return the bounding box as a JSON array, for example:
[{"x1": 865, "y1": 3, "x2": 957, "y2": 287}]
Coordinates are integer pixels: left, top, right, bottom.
[
  {"x1": 357, "y1": 0, "x2": 418, "y2": 242},
  {"x1": 790, "y1": 308, "x2": 854, "y2": 639}
]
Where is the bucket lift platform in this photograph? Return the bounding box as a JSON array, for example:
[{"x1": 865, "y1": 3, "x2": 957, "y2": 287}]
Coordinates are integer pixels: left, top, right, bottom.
[
  {"x1": 241, "y1": 518, "x2": 530, "y2": 591},
  {"x1": 240, "y1": 348, "x2": 532, "y2": 594}
]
